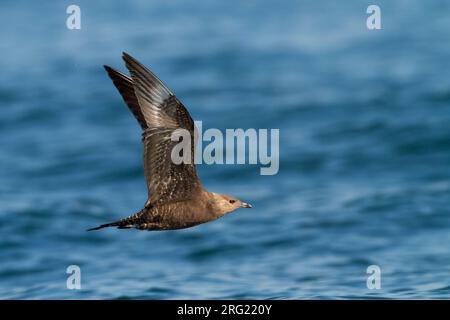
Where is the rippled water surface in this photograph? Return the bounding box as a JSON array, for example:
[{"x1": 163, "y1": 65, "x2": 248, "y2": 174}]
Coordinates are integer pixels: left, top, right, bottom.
[{"x1": 0, "y1": 0, "x2": 449, "y2": 299}]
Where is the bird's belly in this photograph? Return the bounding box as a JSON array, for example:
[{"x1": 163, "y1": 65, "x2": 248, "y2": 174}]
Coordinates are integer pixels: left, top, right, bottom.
[
  {"x1": 141, "y1": 208, "x2": 214, "y2": 231},
  {"x1": 139, "y1": 219, "x2": 207, "y2": 231}
]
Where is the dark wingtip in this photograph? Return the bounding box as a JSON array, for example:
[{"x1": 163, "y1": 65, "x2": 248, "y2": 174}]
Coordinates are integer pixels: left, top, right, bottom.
[
  {"x1": 103, "y1": 65, "x2": 118, "y2": 77},
  {"x1": 122, "y1": 52, "x2": 131, "y2": 62},
  {"x1": 122, "y1": 52, "x2": 139, "y2": 67}
]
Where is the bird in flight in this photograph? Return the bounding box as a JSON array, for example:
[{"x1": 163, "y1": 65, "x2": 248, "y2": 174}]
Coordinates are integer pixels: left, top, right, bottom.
[{"x1": 88, "y1": 53, "x2": 252, "y2": 231}]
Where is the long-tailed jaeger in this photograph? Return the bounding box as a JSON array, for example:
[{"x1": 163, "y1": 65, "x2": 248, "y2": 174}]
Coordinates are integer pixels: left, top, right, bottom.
[{"x1": 88, "y1": 53, "x2": 252, "y2": 231}]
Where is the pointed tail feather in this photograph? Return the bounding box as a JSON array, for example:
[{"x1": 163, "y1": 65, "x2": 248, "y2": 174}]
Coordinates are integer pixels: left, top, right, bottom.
[
  {"x1": 87, "y1": 222, "x2": 122, "y2": 231},
  {"x1": 87, "y1": 212, "x2": 143, "y2": 231}
]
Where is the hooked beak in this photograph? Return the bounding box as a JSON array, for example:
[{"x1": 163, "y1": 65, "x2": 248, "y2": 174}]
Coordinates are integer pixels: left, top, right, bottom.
[{"x1": 241, "y1": 202, "x2": 252, "y2": 208}]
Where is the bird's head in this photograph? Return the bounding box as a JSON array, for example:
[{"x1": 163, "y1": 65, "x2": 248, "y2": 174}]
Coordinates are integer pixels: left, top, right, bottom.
[{"x1": 210, "y1": 193, "x2": 252, "y2": 216}]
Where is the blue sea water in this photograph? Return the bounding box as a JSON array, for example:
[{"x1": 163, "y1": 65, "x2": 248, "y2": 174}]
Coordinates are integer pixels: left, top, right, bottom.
[{"x1": 0, "y1": 0, "x2": 449, "y2": 299}]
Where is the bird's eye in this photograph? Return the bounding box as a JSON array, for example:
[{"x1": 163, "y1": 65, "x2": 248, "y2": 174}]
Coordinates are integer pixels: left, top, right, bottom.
[{"x1": 229, "y1": 200, "x2": 236, "y2": 204}]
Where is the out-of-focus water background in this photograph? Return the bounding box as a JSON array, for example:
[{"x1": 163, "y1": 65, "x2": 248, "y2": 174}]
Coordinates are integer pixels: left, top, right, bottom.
[{"x1": 0, "y1": 0, "x2": 449, "y2": 299}]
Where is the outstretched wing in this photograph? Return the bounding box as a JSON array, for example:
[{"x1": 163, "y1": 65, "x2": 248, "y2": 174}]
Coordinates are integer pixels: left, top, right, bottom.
[{"x1": 122, "y1": 52, "x2": 203, "y2": 205}]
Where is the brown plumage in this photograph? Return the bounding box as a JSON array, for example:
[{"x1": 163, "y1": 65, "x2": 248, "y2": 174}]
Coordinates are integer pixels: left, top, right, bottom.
[{"x1": 88, "y1": 53, "x2": 251, "y2": 231}]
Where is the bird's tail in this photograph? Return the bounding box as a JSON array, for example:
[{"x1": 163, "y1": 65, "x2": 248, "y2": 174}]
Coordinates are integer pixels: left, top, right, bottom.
[
  {"x1": 87, "y1": 211, "x2": 143, "y2": 231},
  {"x1": 86, "y1": 221, "x2": 124, "y2": 231}
]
